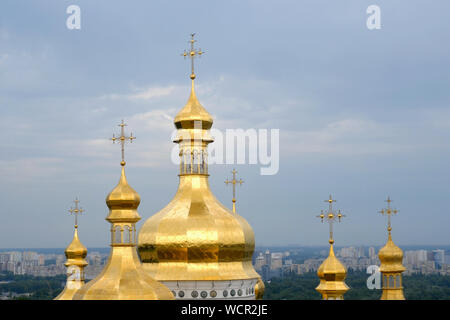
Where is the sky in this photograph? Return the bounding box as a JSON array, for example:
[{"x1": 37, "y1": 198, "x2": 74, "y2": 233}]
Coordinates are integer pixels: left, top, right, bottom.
[{"x1": 0, "y1": 0, "x2": 449, "y2": 248}]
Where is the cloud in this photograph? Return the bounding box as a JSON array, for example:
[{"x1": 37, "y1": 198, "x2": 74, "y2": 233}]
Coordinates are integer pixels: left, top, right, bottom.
[
  {"x1": 282, "y1": 118, "x2": 415, "y2": 156},
  {"x1": 99, "y1": 85, "x2": 179, "y2": 101},
  {"x1": 0, "y1": 157, "x2": 65, "y2": 182}
]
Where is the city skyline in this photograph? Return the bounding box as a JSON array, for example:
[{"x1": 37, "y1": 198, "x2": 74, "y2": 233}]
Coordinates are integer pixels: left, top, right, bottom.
[{"x1": 1, "y1": 1, "x2": 450, "y2": 248}]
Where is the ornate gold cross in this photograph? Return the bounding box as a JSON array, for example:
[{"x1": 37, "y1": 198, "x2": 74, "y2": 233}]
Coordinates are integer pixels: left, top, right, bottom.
[
  {"x1": 225, "y1": 169, "x2": 244, "y2": 213},
  {"x1": 379, "y1": 196, "x2": 398, "y2": 234},
  {"x1": 69, "y1": 197, "x2": 84, "y2": 228},
  {"x1": 317, "y1": 195, "x2": 345, "y2": 244},
  {"x1": 111, "y1": 120, "x2": 135, "y2": 166},
  {"x1": 181, "y1": 33, "x2": 204, "y2": 80}
]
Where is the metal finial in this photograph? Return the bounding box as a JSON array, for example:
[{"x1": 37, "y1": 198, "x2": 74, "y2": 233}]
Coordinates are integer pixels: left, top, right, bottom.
[
  {"x1": 111, "y1": 120, "x2": 135, "y2": 166},
  {"x1": 316, "y1": 195, "x2": 345, "y2": 244},
  {"x1": 380, "y1": 196, "x2": 399, "y2": 234},
  {"x1": 68, "y1": 197, "x2": 84, "y2": 228},
  {"x1": 181, "y1": 33, "x2": 205, "y2": 80},
  {"x1": 225, "y1": 168, "x2": 244, "y2": 214}
]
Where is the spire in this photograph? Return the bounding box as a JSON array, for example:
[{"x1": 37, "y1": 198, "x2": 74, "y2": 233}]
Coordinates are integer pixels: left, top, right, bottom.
[
  {"x1": 54, "y1": 198, "x2": 88, "y2": 300},
  {"x1": 138, "y1": 36, "x2": 262, "y2": 299},
  {"x1": 175, "y1": 33, "x2": 213, "y2": 129},
  {"x1": 378, "y1": 196, "x2": 406, "y2": 300},
  {"x1": 315, "y1": 195, "x2": 349, "y2": 300},
  {"x1": 73, "y1": 122, "x2": 173, "y2": 300},
  {"x1": 225, "y1": 168, "x2": 244, "y2": 213}
]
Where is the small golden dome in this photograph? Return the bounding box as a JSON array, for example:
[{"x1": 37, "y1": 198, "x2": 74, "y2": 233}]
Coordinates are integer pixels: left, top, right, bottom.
[
  {"x1": 317, "y1": 244, "x2": 347, "y2": 280},
  {"x1": 105, "y1": 166, "x2": 141, "y2": 223},
  {"x1": 174, "y1": 80, "x2": 213, "y2": 129},
  {"x1": 255, "y1": 278, "x2": 265, "y2": 300},
  {"x1": 65, "y1": 227, "x2": 88, "y2": 263},
  {"x1": 379, "y1": 232, "x2": 406, "y2": 273},
  {"x1": 316, "y1": 244, "x2": 349, "y2": 298},
  {"x1": 73, "y1": 162, "x2": 174, "y2": 300}
]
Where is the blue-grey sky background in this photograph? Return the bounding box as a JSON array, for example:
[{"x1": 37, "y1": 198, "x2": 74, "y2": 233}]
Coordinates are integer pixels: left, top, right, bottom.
[{"x1": 0, "y1": 0, "x2": 449, "y2": 248}]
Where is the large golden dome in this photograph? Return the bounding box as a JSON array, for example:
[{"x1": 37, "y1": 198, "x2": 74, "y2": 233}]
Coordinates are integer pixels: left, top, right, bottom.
[
  {"x1": 138, "y1": 174, "x2": 258, "y2": 281},
  {"x1": 138, "y1": 78, "x2": 259, "y2": 282}
]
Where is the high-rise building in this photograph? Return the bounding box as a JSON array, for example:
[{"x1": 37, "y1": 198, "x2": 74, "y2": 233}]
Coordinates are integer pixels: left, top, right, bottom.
[
  {"x1": 138, "y1": 34, "x2": 262, "y2": 300},
  {"x1": 254, "y1": 253, "x2": 265, "y2": 271},
  {"x1": 270, "y1": 253, "x2": 283, "y2": 270},
  {"x1": 432, "y1": 250, "x2": 445, "y2": 269},
  {"x1": 369, "y1": 247, "x2": 376, "y2": 260}
]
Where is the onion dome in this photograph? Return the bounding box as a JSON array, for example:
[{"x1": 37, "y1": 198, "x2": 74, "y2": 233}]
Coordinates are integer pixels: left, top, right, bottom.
[
  {"x1": 55, "y1": 199, "x2": 89, "y2": 300},
  {"x1": 138, "y1": 174, "x2": 259, "y2": 281},
  {"x1": 379, "y1": 230, "x2": 406, "y2": 273},
  {"x1": 315, "y1": 243, "x2": 349, "y2": 299},
  {"x1": 73, "y1": 125, "x2": 174, "y2": 300},
  {"x1": 105, "y1": 166, "x2": 141, "y2": 223},
  {"x1": 174, "y1": 80, "x2": 213, "y2": 129},
  {"x1": 65, "y1": 227, "x2": 88, "y2": 266},
  {"x1": 138, "y1": 39, "x2": 259, "y2": 283}
]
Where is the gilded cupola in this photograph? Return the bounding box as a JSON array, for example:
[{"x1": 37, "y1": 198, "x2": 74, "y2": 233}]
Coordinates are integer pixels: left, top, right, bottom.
[
  {"x1": 55, "y1": 199, "x2": 88, "y2": 300},
  {"x1": 378, "y1": 232, "x2": 405, "y2": 272},
  {"x1": 138, "y1": 34, "x2": 261, "y2": 300},
  {"x1": 378, "y1": 197, "x2": 406, "y2": 300},
  {"x1": 315, "y1": 195, "x2": 349, "y2": 300},
  {"x1": 73, "y1": 121, "x2": 174, "y2": 300}
]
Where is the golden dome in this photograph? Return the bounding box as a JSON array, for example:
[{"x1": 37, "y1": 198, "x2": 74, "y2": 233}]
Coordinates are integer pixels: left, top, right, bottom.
[
  {"x1": 255, "y1": 278, "x2": 265, "y2": 300},
  {"x1": 138, "y1": 75, "x2": 259, "y2": 282},
  {"x1": 138, "y1": 175, "x2": 259, "y2": 281},
  {"x1": 54, "y1": 225, "x2": 89, "y2": 300},
  {"x1": 316, "y1": 244, "x2": 349, "y2": 298},
  {"x1": 105, "y1": 166, "x2": 141, "y2": 223},
  {"x1": 174, "y1": 80, "x2": 213, "y2": 129},
  {"x1": 65, "y1": 227, "x2": 88, "y2": 266},
  {"x1": 378, "y1": 231, "x2": 406, "y2": 273},
  {"x1": 73, "y1": 163, "x2": 174, "y2": 300}
]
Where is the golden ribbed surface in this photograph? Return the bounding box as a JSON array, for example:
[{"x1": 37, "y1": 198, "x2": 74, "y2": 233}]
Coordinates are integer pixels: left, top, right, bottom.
[
  {"x1": 64, "y1": 228, "x2": 88, "y2": 264},
  {"x1": 381, "y1": 288, "x2": 405, "y2": 300},
  {"x1": 138, "y1": 175, "x2": 259, "y2": 281},
  {"x1": 316, "y1": 244, "x2": 349, "y2": 297},
  {"x1": 105, "y1": 166, "x2": 141, "y2": 222},
  {"x1": 54, "y1": 227, "x2": 88, "y2": 300},
  {"x1": 379, "y1": 233, "x2": 406, "y2": 273},
  {"x1": 174, "y1": 80, "x2": 213, "y2": 129},
  {"x1": 255, "y1": 278, "x2": 265, "y2": 300},
  {"x1": 73, "y1": 164, "x2": 174, "y2": 300},
  {"x1": 73, "y1": 246, "x2": 173, "y2": 300}
]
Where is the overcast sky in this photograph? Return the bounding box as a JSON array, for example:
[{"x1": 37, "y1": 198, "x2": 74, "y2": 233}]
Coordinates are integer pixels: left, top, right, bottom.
[{"x1": 0, "y1": 1, "x2": 449, "y2": 248}]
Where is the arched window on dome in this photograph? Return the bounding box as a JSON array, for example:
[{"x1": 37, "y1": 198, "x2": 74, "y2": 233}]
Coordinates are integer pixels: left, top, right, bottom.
[
  {"x1": 123, "y1": 225, "x2": 131, "y2": 243},
  {"x1": 114, "y1": 225, "x2": 122, "y2": 244},
  {"x1": 185, "y1": 149, "x2": 191, "y2": 174},
  {"x1": 179, "y1": 148, "x2": 184, "y2": 174},
  {"x1": 192, "y1": 150, "x2": 198, "y2": 173},
  {"x1": 396, "y1": 275, "x2": 401, "y2": 288},
  {"x1": 389, "y1": 275, "x2": 395, "y2": 288}
]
